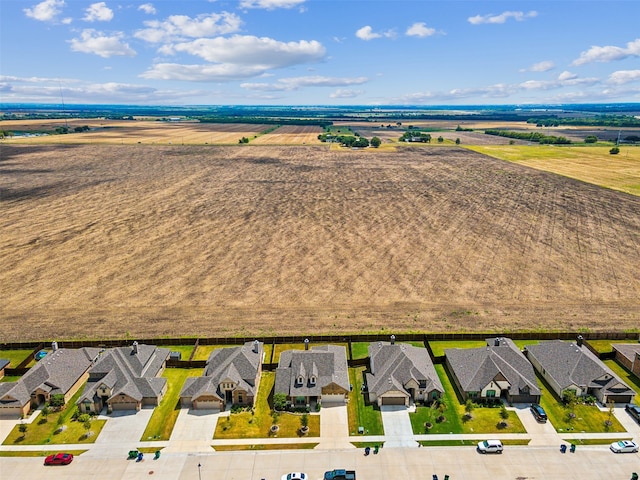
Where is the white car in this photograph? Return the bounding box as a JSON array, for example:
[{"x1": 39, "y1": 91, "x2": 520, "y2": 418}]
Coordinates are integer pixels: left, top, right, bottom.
[
  {"x1": 610, "y1": 440, "x2": 638, "y2": 453},
  {"x1": 282, "y1": 473, "x2": 307, "y2": 480},
  {"x1": 477, "y1": 439, "x2": 503, "y2": 454}
]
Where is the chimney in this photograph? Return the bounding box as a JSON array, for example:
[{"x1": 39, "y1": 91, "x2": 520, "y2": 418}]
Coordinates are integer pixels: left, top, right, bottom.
[
  {"x1": 304, "y1": 338, "x2": 309, "y2": 350},
  {"x1": 494, "y1": 338, "x2": 500, "y2": 347},
  {"x1": 576, "y1": 335, "x2": 584, "y2": 347},
  {"x1": 390, "y1": 335, "x2": 396, "y2": 345},
  {"x1": 52, "y1": 341, "x2": 58, "y2": 351},
  {"x1": 253, "y1": 340, "x2": 259, "y2": 353},
  {"x1": 132, "y1": 341, "x2": 138, "y2": 354}
]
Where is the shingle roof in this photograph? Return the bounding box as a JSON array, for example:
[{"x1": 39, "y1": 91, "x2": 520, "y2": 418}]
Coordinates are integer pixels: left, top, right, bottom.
[
  {"x1": 445, "y1": 338, "x2": 540, "y2": 397},
  {"x1": 611, "y1": 343, "x2": 640, "y2": 363},
  {"x1": 78, "y1": 344, "x2": 169, "y2": 405},
  {"x1": 0, "y1": 348, "x2": 100, "y2": 407},
  {"x1": 0, "y1": 359, "x2": 10, "y2": 371},
  {"x1": 525, "y1": 340, "x2": 634, "y2": 396},
  {"x1": 275, "y1": 345, "x2": 349, "y2": 397},
  {"x1": 366, "y1": 342, "x2": 443, "y2": 398},
  {"x1": 180, "y1": 341, "x2": 263, "y2": 401}
]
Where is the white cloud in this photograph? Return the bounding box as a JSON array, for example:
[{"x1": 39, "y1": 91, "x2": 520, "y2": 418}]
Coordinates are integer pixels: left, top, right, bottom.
[
  {"x1": 329, "y1": 89, "x2": 363, "y2": 99},
  {"x1": 608, "y1": 70, "x2": 640, "y2": 85},
  {"x1": 406, "y1": 22, "x2": 436, "y2": 38},
  {"x1": 140, "y1": 63, "x2": 268, "y2": 81},
  {"x1": 138, "y1": 3, "x2": 156, "y2": 15},
  {"x1": 83, "y1": 2, "x2": 113, "y2": 22},
  {"x1": 135, "y1": 12, "x2": 242, "y2": 43},
  {"x1": 24, "y1": 0, "x2": 65, "y2": 22},
  {"x1": 557, "y1": 71, "x2": 577, "y2": 81},
  {"x1": 241, "y1": 75, "x2": 368, "y2": 91},
  {"x1": 356, "y1": 25, "x2": 395, "y2": 41},
  {"x1": 572, "y1": 38, "x2": 640, "y2": 66},
  {"x1": 468, "y1": 11, "x2": 537, "y2": 25},
  {"x1": 239, "y1": 0, "x2": 305, "y2": 9},
  {"x1": 167, "y1": 35, "x2": 325, "y2": 67},
  {"x1": 69, "y1": 29, "x2": 136, "y2": 58},
  {"x1": 520, "y1": 60, "x2": 555, "y2": 73}
]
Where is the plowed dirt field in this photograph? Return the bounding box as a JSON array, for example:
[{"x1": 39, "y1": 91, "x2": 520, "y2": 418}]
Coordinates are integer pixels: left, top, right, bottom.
[{"x1": 1, "y1": 144, "x2": 638, "y2": 341}]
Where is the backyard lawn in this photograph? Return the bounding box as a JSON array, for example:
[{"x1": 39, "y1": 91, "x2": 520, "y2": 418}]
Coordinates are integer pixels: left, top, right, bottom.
[
  {"x1": 214, "y1": 372, "x2": 320, "y2": 439},
  {"x1": 603, "y1": 359, "x2": 640, "y2": 404},
  {"x1": 141, "y1": 367, "x2": 203, "y2": 441},
  {"x1": 587, "y1": 339, "x2": 639, "y2": 354},
  {"x1": 2, "y1": 389, "x2": 105, "y2": 445},
  {"x1": 409, "y1": 364, "x2": 525, "y2": 435},
  {"x1": 191, "y1": 344, "x2": 229, "y2": 361},
  {"x1": 164, "y1": 345, "x2": 196, "y2": 360},
  {"x1": 347, "y1": 367, "x2": 384, "y2": 436},
  {"x1": 0, "y1": 349, "x2": 35, "y2": 368}
]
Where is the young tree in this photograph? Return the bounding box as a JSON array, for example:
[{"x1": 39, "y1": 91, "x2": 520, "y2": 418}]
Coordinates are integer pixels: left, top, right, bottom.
[
  {"x1": 455, "y1": 138, "x2": 461, "y2": 145},
  {"x1": 437, "y1": 136, "x2": 444, "y2": 143},
  {"x1": 370, "y1": 136, "x2": 381, "y2": 148},
  {"x1": 610, "y1": 146, "x2": 620, "y2": 154},
  {"x1": 18, "y1": 422, "x2": 28, "y2": 437},
  {"x1": 273, "y1": 393, "x2": 287, "y2": 411}
]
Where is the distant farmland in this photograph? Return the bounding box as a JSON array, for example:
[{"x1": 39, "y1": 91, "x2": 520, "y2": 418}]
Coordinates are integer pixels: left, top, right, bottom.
[{"x1": 1, "y1": 143, "x2": 639, "y2": 342}]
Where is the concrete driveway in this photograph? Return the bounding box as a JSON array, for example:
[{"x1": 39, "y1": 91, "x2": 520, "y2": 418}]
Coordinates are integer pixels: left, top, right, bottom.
[
  {"x1": 317, "y1": 404, "x2": 353, "y2": 449},
  {"x1": 512, "y1": 403, "x2": 560, "y2": 446},
  {"x1": 83, "y1": 407, "x2": 154, "y2": 457},
  {"x1": 380, "y1": 405, "x2": 418, "y2": 448},
  {"x1": 163, "y1": 407, "x2": 220, "y2": 453}
]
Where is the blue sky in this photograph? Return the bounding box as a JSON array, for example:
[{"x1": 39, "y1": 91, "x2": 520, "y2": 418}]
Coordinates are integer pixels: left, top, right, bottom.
[{"x1": 1, "y1": 0, "x2": 639, "y2": 105}]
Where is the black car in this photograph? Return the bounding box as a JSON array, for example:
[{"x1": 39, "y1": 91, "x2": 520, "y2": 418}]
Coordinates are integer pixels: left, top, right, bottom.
[
  {"x1": 530, "y1": 403, "x2": 547, "y2": 422},
  {"x1": 625, "y1": 404, "x2": 640, "y2": 423}
]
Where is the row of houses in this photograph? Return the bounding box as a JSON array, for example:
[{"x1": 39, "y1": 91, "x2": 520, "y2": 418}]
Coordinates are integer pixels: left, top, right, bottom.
[{"x1": 1, "y1": 338, "x2": 638, "y2": 418}]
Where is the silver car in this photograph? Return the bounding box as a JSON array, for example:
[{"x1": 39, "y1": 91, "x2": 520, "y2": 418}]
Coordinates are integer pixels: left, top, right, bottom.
[{"x1": 609, "y1": 440, "x2": 638, "y2": 453}]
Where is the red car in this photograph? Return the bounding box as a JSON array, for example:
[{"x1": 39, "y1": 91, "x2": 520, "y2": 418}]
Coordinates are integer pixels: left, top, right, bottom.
[{"x1": 44, "y1": 453, "x2": 73, "y2": 465}]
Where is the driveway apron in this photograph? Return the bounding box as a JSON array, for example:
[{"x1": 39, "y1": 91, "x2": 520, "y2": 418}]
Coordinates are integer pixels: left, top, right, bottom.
[{"x1": 380, "y1": 405, "x2": 418, "y2": 448}]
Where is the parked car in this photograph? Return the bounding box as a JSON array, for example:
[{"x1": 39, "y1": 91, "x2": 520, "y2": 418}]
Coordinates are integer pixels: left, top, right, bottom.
[
  {"x1": 477, "y1": 439, "x2": 503, "y2": 454},
  {"x1": 281, "y1": 473, "x2": 307, "y2": 480},
  {"x1": 625, "y1": 404, "x2": 640, "y2": 423},
  {"x1": 530, "y1": 403, "x2": 548, "y2": 422},
  {"x1": 610, "y1": 440, "x2": 638, "y2": 453},
  {"x1": 44, "y1": 453, "x2": 74, "y2": 465}
]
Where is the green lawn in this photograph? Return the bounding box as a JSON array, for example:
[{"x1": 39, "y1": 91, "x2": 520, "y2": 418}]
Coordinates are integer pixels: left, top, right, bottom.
[
  {"x1": 410, "y1": 364, "x2": 525, "y2": 435},
  {"x1": 418, "y1": 439, "x2": 530, "y2": 447},
  {"x1": 347, "y1": 367, "x2": 384, "y2": 436},
  {"x1": 536, "y1": 374, "x2": 626, "y2": 433},
  {"x1": 263, "y1": 343, "x2": 274, "y2": 363},
  {"x1": 603, "y1": 359, "x2": 640, "y2": 404},
  {"x1": 214, "y1": 372, "x2": 320, "y2": 439},
  {"x1": 214, "y1": 443, "x2": 318, "y2": 451},
  {"x1": 0, "y1": 449, "x2": 87, "y2": 457},
  {"x1": 0, "y1": 349, "x2": 35, "y2": 367},
  {"x1": 192, "y1": 344, "x2": 234, "y2": 361},
  {"x1": 141, "y1": 367, "x2": 203, "y2": 441},
  {"x1": 428, "y1": 341, "x2": 485, "y2": 357},
  {"x1": 2, "y1": 389, "x2": 105, "y2": 445},
  {"x1": 0, "y1": 375, "x2": 22, "y2": 383},
  {"x1": 587, "y1": 339, "x2": 639, "y2": 354},
  {"x1": 164, "y1": 345, "x2": 195, "y2": 360},
  {"x1": 351, "y1": 343, "x2": 370, "y2": 360}
]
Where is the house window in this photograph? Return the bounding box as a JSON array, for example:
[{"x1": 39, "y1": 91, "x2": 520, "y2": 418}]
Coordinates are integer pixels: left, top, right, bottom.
[
  {"x1": 297, "y1": 376, "x2": 304, "y2": 386},
  {"x1": 238, "y1": 395, "x2": 243, "y2": 403},
  {"x1": 431, "y1": 391, "x2": 438, "y2": 399},
  {"x1": 486, "y1": 390, "x2": 496, "y2": 398},
  {"x1": 469, "y1": 391, "x2": 478, "y2": 398},
  {"x1": 309, "y1": 375, "x2": 316, "y2": 386},
  {"x1": 295, "y1": 396, "x2": 306, "y2": 405}
]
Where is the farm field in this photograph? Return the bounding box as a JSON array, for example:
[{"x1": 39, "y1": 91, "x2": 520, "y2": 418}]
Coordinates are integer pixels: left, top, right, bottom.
[
  {"x1": 1, "y1": 144, "x2": 639, "y2": 341},
  {"x1": 251, "y1": 125, "x2": 323, "y2": 145},
  {"x1": 468, "y1": 145, "x2": 640, "y2": 196}
]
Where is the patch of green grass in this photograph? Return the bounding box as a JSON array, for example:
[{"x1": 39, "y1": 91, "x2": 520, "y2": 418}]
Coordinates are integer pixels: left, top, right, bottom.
[
  {"x1": 587, "y1": 339, "x2": 638, "y2": 354},
  {"x1": 191, "y1": 344, "x2": 230, "y2": 361},
  {"x1": 0, "y1": 349, "x2": 35, "y2": 367},
  {"x1": 164, "y1": 345, "x2": 195, "y2": 360},
  {"x1": 428, "y1": 341, "x2": 485, "y2": 357},
  {"x1": 0, "y1": 449, "x2": 87, "y2": 457},
  {"x1": 0, "y1": 375, "x2": 22, "y2": 383},
  {"x1": 214, "y1": 443, "x2": 318, "y2": 451},
  {"x1": 347, "y1": 367, "x2": 384, "y2": 436},
  {"x1": 350, "y1": 343, "x2": 370, "y2": 360},
  {"x1": 141, "y1": 367, "x2": 203, "y2": 441},
  {"x1": 564, "y1": 438, "x2": 624, "y2": 445},
  {"x1": 536, "y1": 374, "x2": 626, "y2": 433},
  {"x1": 263, "y1": 343, "x2": 274, "y2": 363},
  {"x1": 418, "y1": 439, "x2": 530, "y2": 447},
  {"x1": 603, "y1": 359, "x2": 640, "y2": 404},
  {"x1": 137, "y1": 446, "x2": 164, "y2": 454}
]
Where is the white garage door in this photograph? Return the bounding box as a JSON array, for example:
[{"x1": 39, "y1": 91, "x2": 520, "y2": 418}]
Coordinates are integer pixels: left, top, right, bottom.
[{"x1": 321, "y1": 394, "x2": 345, "y2": 404}]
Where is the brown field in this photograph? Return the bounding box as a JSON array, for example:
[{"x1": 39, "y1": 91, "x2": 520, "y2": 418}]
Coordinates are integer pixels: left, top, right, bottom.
[
  {"x1": 1, "y1": 144, "x2": 639, "y2": 342},
  {"x1": 251, "y1": 125, "x2": 323, "y2": 145},
  {"x1": 1, "y1": 119, "x2": 272, "y2": 145}
]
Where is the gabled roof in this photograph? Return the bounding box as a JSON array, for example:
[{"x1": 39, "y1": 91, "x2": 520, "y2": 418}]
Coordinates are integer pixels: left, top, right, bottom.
[
  {"x1": 0, "y1": 348, "x2": 100, "y2": 407},
  {"x1": 446, "y1": 338, "x2": 540, "y2": 396},
  {"x1": 0, "y1": 359, "x2": 9, "y2": 371},
  {"x1": 181, "y1": 341, "x2": 263, "y2": 401},
  {"x1": 366, "y1": 342, "x2": 443, "y2": 398},
  {"x1": 525, "y1": 340, "x2": 634, "y2": 396},
  {"x1": 275, "y1": 345, "x2": 349, "y2": 397},
  {"x1": 78, "y1": 344, "x2": 169, "y2": 405},
  {"x1": 611, "y1": 343, "x2": 640, "y2": 363}
]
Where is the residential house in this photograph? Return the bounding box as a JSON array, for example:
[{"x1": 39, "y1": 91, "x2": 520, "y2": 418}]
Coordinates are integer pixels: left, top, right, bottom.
[
  {"x1": 445, "y1": 337, "x2": 541, "y2": 403},
  {"x1": 611, "y1": 343, "x2": 640, "y2": 379},
  {"x1": 77, "y1": 342, "x2": 170, "y2": 413},
  {"x1": 275, "y1": 344, "x2": 349, "y2": 407},
  {"x1": 366, "y1": 341, "x2": 443, "y2": 407},
  {"x1": 180, "y1": 341, "x2": 263, "y2": 410},
  {"x1": 0, "y1": 346, "x2": 100, "y2": 418},
  {"x1": 525, "y1": 340, "x2": 635, "y2": 404}
]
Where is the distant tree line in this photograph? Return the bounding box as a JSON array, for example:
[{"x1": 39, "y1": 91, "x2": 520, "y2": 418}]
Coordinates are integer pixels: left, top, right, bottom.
[
  {"x1": 318, "y1": 133, "x2": 371, "y2": 147},
  {"x1": 527, "y1": 115, "x2": 640, "y2": 128},
  {"x1": 485, "y1": 129, "x2": 571, "y2": 144},
  {"x1": 399, "y1": 131, "x2": 431, "y2": 142},
  {"x1": 199, "y1": 116, "x2": 332, "y2": 127}
]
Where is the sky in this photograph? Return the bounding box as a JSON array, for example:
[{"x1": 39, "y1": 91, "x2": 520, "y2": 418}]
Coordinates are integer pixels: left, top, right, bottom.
[{"x1": 1, "y1": 0, "x2": 640, "y2": 106}]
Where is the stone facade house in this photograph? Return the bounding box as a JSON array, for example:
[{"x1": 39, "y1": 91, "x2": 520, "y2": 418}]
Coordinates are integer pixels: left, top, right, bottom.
[
  {"x1": 0, "y1": 346, "x2": 100, "y2": 418},
  {"x1": 366, "y1": 341, "x2": 443, "y2": 407},
  {"x1": 525, "y1": 340, "x2": 634, "y2": 404},
  {"x1": 77, "y1": 342, "x2": 170, "y2": 413},
  {"x1": 445, "y1": 337, "x2": 541, "y2": 403},
  {"x1": 275, "y1": 344, "x2": 349, "y2": 407},
  {"x1": 180, "y1": 341, "x2": 263, "y2": 410}
]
